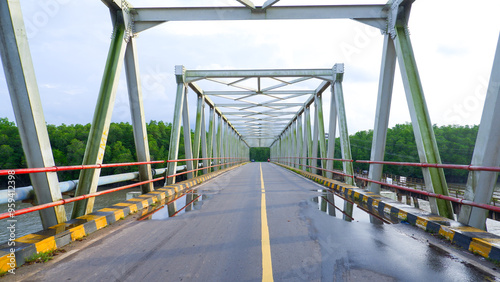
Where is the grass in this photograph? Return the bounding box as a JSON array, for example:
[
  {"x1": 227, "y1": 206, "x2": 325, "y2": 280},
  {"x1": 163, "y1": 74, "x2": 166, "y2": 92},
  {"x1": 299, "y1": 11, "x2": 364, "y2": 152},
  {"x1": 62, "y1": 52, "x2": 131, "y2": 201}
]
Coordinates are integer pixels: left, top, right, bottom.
[
  {"x1": 24, "y1": 249, "x2": 66, "y2": 264},
  {"x1": 486, "y1": 257, "x2": 500, "y2": 267}
]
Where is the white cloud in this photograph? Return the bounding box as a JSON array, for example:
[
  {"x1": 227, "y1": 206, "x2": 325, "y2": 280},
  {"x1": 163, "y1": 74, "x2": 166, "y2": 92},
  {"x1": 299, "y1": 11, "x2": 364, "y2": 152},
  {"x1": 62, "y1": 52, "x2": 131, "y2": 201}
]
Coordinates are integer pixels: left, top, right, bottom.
[{"x1": 0, "y1": 0, "x2": 499, "y2": 141}]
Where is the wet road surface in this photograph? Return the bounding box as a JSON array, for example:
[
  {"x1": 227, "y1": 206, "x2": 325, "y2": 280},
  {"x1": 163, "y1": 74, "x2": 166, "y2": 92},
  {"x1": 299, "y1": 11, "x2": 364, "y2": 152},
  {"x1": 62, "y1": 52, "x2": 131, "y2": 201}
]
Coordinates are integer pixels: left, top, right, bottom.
[{"x1": 18, "y1": 163, "x2": 500, "y2": 281}]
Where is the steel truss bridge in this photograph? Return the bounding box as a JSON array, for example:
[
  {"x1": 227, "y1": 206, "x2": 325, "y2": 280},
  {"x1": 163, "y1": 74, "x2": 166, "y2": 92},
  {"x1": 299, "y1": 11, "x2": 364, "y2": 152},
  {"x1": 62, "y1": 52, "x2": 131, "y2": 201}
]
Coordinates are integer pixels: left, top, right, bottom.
[{"x1": 1, "y1": 0, "x2": 500, "y2": 278}]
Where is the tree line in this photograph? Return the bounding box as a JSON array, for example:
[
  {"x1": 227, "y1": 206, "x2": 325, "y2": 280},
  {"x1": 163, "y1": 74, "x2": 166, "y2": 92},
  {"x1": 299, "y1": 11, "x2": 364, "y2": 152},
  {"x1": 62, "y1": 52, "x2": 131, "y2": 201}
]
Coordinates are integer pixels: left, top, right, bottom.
[
  {"x1": 0, "y1": 118, "x2": 186, "y2": 186},
  {"x1": 342, "y1": 123, "x2": 478, "y2": 182},
  {"x1": 0, "y1": 117, "x2": 479, "y2": 187}
]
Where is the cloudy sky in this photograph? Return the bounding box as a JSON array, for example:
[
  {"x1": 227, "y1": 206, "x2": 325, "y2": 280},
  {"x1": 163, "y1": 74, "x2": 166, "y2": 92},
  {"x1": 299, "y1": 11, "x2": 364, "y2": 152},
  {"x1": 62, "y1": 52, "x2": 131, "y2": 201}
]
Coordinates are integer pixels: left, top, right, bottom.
[{"x1": 1, "y1": 0, "x2": 499, "y2": 143}]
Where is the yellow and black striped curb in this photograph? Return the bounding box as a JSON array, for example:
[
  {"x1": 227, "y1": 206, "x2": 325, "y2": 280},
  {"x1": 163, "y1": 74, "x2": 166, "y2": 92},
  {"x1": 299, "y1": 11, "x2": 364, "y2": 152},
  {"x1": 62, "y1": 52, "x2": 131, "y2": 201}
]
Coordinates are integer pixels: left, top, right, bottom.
[
  {"x1": 0, "y1": 163, "x2": 248, "y2": 272},
  {"x1": 276, "y1": 163, "x2": 500, "y2": 262}
]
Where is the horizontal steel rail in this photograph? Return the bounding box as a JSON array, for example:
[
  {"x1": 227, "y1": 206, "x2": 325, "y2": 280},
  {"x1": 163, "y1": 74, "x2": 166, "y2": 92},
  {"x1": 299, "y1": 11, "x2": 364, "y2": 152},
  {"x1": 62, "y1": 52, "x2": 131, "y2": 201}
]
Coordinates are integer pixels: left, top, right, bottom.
[
  {"x1": 285, "y1": 161, "x2": 354, "y2": 179},
  {"x1": 274, "y1": 157, "x2": 500, "y2": 214},
  {"x1": 167, "y1": 160, "x2": 246, "y2": 179},
  {"x1": 275, "y1": 156, "x2": 353, "y2": 162},
  {"x1": 356, "y1": 160, "x2": 500, "y2": 172},
  {"x1": 0, "y1": 167, "x2": 175, "y2": 205},
  {"x1": 0, "y1": 160, "x2": 164, "y2": 176},
  {"x1": 0, "y1": 176, "x2": 165, "y2": 220},
  {"x1": 356, "y1": 176, "x2": 500, "y2": 213}
]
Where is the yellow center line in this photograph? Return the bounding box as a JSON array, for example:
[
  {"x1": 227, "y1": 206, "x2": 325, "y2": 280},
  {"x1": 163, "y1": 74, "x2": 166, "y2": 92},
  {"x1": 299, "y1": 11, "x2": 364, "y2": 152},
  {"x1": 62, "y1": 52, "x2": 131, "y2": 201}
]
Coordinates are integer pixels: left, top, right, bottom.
[{"x1": 260, "y1": 163, "x2": 274, "y2": 282}]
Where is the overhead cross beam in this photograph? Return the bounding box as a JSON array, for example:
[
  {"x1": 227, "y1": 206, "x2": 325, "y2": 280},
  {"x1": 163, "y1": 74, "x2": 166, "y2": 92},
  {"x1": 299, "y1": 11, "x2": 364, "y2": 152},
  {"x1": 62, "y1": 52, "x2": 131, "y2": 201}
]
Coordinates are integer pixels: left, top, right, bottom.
[
  {"x1": 183, "y1": 67, "x2": 338, "y2": 148},
  {"x1": 131, "y1": 5, "x2": 388, "y2": 33}
]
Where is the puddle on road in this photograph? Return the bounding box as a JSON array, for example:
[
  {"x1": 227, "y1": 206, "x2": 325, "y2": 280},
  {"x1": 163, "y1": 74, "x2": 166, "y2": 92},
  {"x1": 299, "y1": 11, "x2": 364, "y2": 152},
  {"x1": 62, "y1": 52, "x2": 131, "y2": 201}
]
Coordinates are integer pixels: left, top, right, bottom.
[
  {"x1": 139, "y1": 191, "x2": 206, "y2": 221},
  {"x1": 312, "y1": 189, "x2": 400, "y2": 224}
]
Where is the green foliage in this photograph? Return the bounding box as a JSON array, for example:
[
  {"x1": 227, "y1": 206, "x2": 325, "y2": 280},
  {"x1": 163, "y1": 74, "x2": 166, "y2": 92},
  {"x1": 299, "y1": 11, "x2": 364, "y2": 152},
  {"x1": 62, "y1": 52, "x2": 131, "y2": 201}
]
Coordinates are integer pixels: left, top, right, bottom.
[
  {"x1": 0, "y1": 118, "x2": 184, "y2": 185},
  {"x1": 332, "y1": 123, "x2": 479, "y2": 182},
  {"x1": 25, "y1": 249, "x2": 66, "y2": 264},
  {"x1": 0, "y1": 117, "x2": 480, "y2": 185},
  {"x1": 249, "y1": 147, "x2": 270, "y2": 162}
]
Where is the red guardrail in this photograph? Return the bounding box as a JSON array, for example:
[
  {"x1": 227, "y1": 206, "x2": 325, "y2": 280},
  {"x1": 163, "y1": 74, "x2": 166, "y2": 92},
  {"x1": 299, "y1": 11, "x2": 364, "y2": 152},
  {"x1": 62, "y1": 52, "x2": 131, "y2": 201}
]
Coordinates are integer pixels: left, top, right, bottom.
[
  {"x1": 356, "y1": 160, "x2": 500, "y2": 172},
  {"x1": 0, "y1": 176, "x2": 165, "y2": 220},
  {"x1": 167, "y1": 159, "x2": 246, "y2": 179},
  {"x1": 0, "y1": 160, "x2": 165, "y2": 176},
  {"x1": 356, "y1": 176, "x2": 500, "y2": 213},
  {"x1": 286, "y1": 161, "x2": 354, "y2": 179},
  {"x1": 275, "y1": 156, "x2": 353, "y2": 162},
  {"x1": 166, "y1": 157, "x2": 242, "y2": 163},
  {"x1": 0, "y1": 157, "x2": 246, "y2": 220},
  {"x1": 272, "y1": 157, "x2": 500, "y2": 214}
]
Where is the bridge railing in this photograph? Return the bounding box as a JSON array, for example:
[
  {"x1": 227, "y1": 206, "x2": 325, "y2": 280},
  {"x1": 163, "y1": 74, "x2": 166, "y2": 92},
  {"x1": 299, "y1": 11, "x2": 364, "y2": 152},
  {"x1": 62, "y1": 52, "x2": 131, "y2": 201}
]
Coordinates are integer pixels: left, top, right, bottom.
[
  {"x1": 355, "y1": 160, "x2": 500, "y2": 173},
  {"x1": 272, "y1": 156, "x2": 354, "y2": 179},
  {"x1": 355, "y1": 160, "x2": 500, "y2": 214},
  {"x1": 165, "y1": 157, "x2": 247, "y2": 179},
  {"x1": 272, "y1": 157, "x2": 500, "y2": 215},
  {"x1": 0, "y1": 160, "x2": 166, "y2": 220}
]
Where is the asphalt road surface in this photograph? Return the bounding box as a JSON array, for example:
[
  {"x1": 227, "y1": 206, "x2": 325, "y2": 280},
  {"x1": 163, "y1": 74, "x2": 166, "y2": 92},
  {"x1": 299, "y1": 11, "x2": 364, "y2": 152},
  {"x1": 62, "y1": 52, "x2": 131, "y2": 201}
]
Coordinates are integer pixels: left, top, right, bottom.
[{"x1": 14, "y1": 163, "x2": 500, "y2": 281}]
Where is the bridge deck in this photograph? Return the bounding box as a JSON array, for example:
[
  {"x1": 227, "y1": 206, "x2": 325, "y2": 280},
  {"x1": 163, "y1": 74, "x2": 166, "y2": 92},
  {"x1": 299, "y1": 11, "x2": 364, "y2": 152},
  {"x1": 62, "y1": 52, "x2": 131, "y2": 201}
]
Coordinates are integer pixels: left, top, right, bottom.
[{"x1": 12, "y1": 163, "x2": 497, "y2": 281}]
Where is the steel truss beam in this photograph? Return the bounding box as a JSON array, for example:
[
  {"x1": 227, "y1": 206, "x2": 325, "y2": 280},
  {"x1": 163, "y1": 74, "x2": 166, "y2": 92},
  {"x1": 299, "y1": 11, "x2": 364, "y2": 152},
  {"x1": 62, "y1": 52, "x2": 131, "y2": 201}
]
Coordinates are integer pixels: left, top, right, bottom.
[
  {"x1": 132, "y1": 5, "x2": 388, "y2": 33},
  {"x1": 458, "y1": 34, "x2": 500, "y2": 230},
  {"x1": 389, "y1": 0, "x2": 454, "y2": 219},
  {"x1": 72, "y1": 7, "x2": 130, "y2": 218},
  {"x1": 0, "y1": 0, "x2": 66, "y2": 228},
  {"x1": 184, "y1": 67, "x2": 336, "y2": 148}
]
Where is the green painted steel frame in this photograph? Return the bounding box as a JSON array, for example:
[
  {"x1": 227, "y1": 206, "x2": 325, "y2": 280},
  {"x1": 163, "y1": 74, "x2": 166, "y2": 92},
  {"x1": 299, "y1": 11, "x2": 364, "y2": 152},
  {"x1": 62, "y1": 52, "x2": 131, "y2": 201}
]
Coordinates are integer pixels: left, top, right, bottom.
[
  {"x1": 72, "y1": 13, "x2": 128, "y2": 218},
  {"x1": 0, "y1": 0, "x2": 66, "y2": 227}
]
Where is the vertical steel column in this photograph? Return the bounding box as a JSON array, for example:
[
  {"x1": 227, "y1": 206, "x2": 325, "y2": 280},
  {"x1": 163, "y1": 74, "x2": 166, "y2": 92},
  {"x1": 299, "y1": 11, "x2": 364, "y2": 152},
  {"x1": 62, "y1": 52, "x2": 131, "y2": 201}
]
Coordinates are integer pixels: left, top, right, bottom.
[
  {"x1": 333, "y1": 65, "x2": 354, "y2": 221},
  {"x1": 0, "y1": 1, "x2": 66, "y2": 227},
  {"x1": 182, "y1": 89, "x2": 194, "y2": 179},
  {"x1": 165, "y1": 66, "x2": 186, "y2": 185},
  {"x1": 291, "y1": 120, "x2": 297, "y2": 168},
  {"x1": 326, "y1": 86, "x2": 338, "y2": 180},
  {"x1": 192, "y1": 94, "x2": 204, "y2": 176},
  {"x1": 284, "y1": 129, "x2": 289, "y2": 166},
  {"x1": 312, "y1": 102, "x2": 320, "y2": 175},
  {"x1": 215, "y1": 114, "x2": 222, "y2": 170},
  {"x1": 207, "y1": 106, "x2": 215, "y2": 173},
  {"x1": 316, "y1": 94, "x2": 328, "y2": 177},
  {"x1": 278, "y1": 137, "x2": 282, "y2": 163},
  {"x1": 296, "y1": 115, "x2": 303, "y2": 170},
  {"x1": 124, "y1": 37, "x2": 153, "y2": 193},
  {"x1": 72, "y1": 12, "x2": 128, "y2": 218},
  {"x1": 333, "y1": 66, "x2": 354, "y2": 185},
  {"x1": 200, "y1": 103, "x2": 209, "y2": 174},
  {"x1": 281, "y1": 130, "x2": 286, "y2": 165},
  {"x1": 221, "y1": 120, "x2": 226, "y2": 169},
  {"x1": 458, "y1": 34, "x2": 500, "y2": 230},
  {"x1": 304, "y1": 106, "x2": 313, "y2": 172},
  {"x1": 368, "y1": 34, "x2": 397, "y2": 195},
  {"x1": 225, "y1": 121, "x2": 230, "y2": 168},
  {"x1": 393, "y1": 18, "x2": 454, "y2": 219}
]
